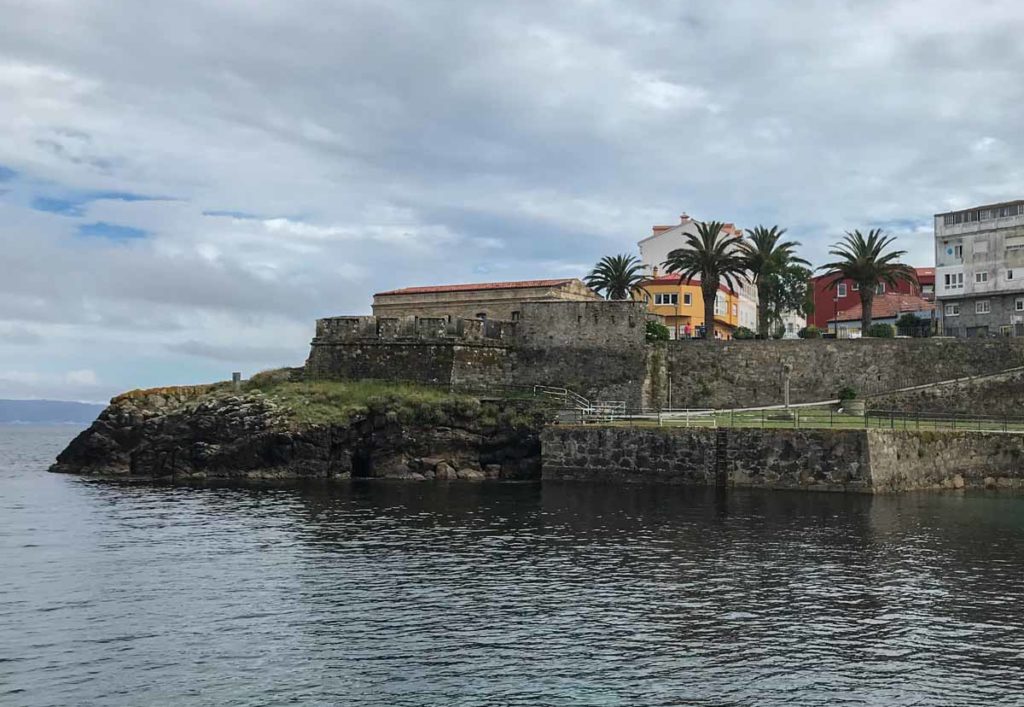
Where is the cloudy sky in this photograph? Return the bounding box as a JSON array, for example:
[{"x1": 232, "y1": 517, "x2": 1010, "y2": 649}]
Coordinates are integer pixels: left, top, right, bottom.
[{"x1": 2, "y1": 0, "x2": 1023, "y2": 401}]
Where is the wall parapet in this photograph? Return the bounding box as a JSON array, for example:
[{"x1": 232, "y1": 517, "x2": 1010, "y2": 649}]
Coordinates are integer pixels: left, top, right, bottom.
[{"x1": 314, "y1": 315, "x2": 516, "y2": 344}]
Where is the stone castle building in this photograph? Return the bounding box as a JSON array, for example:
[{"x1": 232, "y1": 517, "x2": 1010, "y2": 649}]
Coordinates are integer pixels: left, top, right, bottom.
[{"x1": 371, "y1": 278, "x2": 601, "y2": 322}]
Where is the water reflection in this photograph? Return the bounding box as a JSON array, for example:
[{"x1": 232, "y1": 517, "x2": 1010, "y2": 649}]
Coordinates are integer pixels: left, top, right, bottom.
[{"x1": 3, "y1": 428, "x2": 1024, "y2": 705}]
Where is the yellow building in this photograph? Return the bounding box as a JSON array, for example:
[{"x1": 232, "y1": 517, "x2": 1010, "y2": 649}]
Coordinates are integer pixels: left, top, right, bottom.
[{"x1": 640, "y1": 275, "x2": 742, "y2": 339}]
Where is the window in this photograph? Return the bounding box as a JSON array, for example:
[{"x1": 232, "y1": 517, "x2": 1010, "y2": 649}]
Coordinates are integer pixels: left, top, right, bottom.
[
  {"x1": 852, "y1": 283, "x2": 860, "y2": 291},
  {"x1": 476, "y1": 312, "x2": 487, "y2": 320},
  {"x1": 654, "y1": 293, "x2": 678, "y2": 306},
  {"x1": 945, "y1": 303, "x2": 960, "y2": 317},
  {"x1": 943, "y1": 272, "x2": 964, "y2": 290},
  {"x1": 837, "y1": 283, "x2": 847, "y2": 297},
  {"x1": 976, "y1": 271, "x2": 989, "y2": 284},
  {"x1": 732, "y1": 303, "x2": 738, "y2": 316},
  {"x1": 1016, "y1": 298, "x2": 1024, "y2": 312},
  {"x1": 875, "y1": 283, "x2": 885, "y2": 295},
  {"x1": 511, "y1": 311, "x2": 520, "y2": 322},
  {"x1": 1008, "y1": 270, "x2": 1014, "y2": 281},
  {"x1": 976, "y1": 300, "x2": 991, "y2": 315},
  {"x1": 683, "y1": 293, "x2": 692, "y2": 306},
  {"x1": 954, "y1": 244, "x2": 963, "y2": 259},
  {"x1": 944, "y1": 203, "x2": 1024, "y2": 226}
]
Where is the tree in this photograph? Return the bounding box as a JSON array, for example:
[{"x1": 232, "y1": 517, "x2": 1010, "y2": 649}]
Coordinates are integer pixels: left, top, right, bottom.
[
  {"x1": 818, "y1": 229, "x2": 917, "y2": 334},
  {"x1": 584, "y1": 254, "x2": 647, "y2": 300},
  {"x1": 740, "y1": 226, "x2": 809, "y2": 336},
  {"x1": 759, "y1": 263, "x2": 813, "y2": 337},
  {"x1": 662, "y1": 221, "x2": 748, "y2": 339}
]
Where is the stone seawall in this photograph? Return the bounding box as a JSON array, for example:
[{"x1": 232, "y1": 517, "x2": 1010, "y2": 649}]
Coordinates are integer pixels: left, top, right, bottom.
[
  {"x1": 541, "y1": 425, "x2": 1024, "y2": 492},
  {"x1": 867, "y1": 430, "x2": 1024, "y2": 491}
]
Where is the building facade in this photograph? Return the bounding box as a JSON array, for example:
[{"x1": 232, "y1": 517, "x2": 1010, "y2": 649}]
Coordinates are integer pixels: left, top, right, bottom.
[
  {"x1": 935, "y1": 200, "x2": 1024, "y2": 337},
  {"x1": 810, "y1": 268, "x2": 933, "y2": 331},
  {"x1": 637, "y1": 213, "x2": 759, "y2": 335},
  {"x1": 372, "y1": 278, "x2": 601, "y2": 322},
  {"x1": 826, "y1": 293, "x2": 936, "y2": 338},
  {"x1": 640, "y1": 275, "x2": 742, "y2": 339}
]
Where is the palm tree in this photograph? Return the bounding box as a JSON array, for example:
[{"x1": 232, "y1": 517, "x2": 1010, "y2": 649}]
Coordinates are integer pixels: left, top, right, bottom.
[
  {"x1": 584, "y1": 254, "x2": 647, "y2": 300},
  {"x1": 662, "y1": 221, "x2": 748, "y2": 339},
  {"x1": 741, "y1": 225, "x2": 809, "y2": 337},
  {"x1": 818, "y1": 229, "x2": 918, "y2": 335}
]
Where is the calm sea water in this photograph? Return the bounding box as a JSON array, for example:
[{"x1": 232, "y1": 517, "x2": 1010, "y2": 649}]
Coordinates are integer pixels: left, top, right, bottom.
[{"x1": 3, "y1": 426, "x2": 1024, "y2": 706}]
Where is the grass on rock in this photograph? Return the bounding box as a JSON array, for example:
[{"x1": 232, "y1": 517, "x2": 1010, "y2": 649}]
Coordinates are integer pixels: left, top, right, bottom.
[{"x1": 242, "y1": 372, "x2": 549, "y2": 428}]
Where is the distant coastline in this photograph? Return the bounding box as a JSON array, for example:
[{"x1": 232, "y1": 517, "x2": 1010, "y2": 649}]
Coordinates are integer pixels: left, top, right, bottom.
[{"x1": 0, "y1": 400, "x2": 105, "y2": 425}]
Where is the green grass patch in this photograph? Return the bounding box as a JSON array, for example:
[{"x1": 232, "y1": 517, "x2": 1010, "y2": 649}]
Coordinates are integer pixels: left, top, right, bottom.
[
  {"x1": 245, "y1": 378, "x2": 473, "y2": 426},
  {"x1": 243, "y1": 374, "x2": 553, "y2": 428}
]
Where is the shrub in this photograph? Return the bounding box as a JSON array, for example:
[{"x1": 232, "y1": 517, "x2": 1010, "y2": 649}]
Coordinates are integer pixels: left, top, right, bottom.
[
  {"x1": 866, "y1": 323, "x2": 895, "y2": 338},
  {"x1": 895, "y1": 313, "x2": 922, "y2": 330},
  {"x1": 733, "y1": 326, "x2": 755, "y2": 340},
  {"x1": 797, "y1": 325, "x2": 822, "y2": 339},
  {"x1": 645, "y1": 320, "x2": 670, "y2": 342},
  {"x1": 837, "y1": 386, "x2": 857, "y2": 402}
]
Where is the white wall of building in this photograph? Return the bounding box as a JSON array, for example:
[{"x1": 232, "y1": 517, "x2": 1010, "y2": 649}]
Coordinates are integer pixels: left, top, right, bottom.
[{"x1": 638, "y1": 214, "x2": 760, "y2": 332}]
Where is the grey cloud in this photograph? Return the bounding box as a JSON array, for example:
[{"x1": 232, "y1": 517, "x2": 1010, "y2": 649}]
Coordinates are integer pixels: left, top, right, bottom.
[
  {"x1": 166, "y1": 340, "x2": 304, "y2": 365},
  {"x1": 1, "y1": 0, "x2": 1023, "y2": 397}
]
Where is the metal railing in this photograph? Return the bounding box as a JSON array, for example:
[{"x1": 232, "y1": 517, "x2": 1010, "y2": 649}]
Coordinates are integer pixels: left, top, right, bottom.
[{"x1": 558, "y1": 405, "x2": 1024, "y2": 433}]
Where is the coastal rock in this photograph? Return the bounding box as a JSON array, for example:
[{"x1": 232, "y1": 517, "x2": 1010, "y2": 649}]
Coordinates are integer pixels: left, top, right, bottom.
[{"x1": 51, "y1": 388, "x2": 544, "y2": 482}]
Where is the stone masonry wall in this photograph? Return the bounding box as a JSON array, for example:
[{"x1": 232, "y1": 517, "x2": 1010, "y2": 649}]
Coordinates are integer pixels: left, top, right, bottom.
[
  {"x1": 307, "y1": 305, "x2": 1024, "y2": 409},
  {"x1": 866, "y1": 368, "x2": 1024, "y2": 417},
  {"x1": 306, "y1": 314, "x2": 514, "y2": 389},
  {"x1": 542, "y1": 425, "x2": 1024, "y2": 492},
  {"x1": 665, "y1": 338, "x2": 1024, "y2": 409},
  {"x1": 867, "y1": 430, "x2": 1024, "y2": 491},
  {"x1": 541, "y1": 426, "x2": 872, "y2": 491},
  {"x1": 512, "y1": 300, "x2": 651, "y2": 406}
]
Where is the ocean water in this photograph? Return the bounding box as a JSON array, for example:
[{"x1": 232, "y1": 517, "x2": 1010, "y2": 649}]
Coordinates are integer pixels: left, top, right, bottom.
[{"x1": 3, "y1": 425, "x2": 1024, "y2": 706}]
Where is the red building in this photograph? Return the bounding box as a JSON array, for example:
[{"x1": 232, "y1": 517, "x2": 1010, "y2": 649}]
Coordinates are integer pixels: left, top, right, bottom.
[{"x1": 809, "y1": 267, "x2": 934, "y2": 329}]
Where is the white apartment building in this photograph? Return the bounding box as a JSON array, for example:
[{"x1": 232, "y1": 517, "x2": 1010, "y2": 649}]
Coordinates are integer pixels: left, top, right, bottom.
[
  {"x1": 638, "y1": 213, "x2": 760, "y2": 333},
  {"x1": 935, "y1": 200, "x2": 1024, "y2": 337}
]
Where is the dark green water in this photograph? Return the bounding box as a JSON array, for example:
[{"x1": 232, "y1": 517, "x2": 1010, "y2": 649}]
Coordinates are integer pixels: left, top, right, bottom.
[{"x1": 3, "y1": 426, "x2": 1024, "y2": 706}]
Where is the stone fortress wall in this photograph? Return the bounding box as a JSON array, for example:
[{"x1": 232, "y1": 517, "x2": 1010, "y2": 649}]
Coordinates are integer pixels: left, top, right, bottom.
[
  {"x1": 306, "y1": 301, "x2": 1024, "y2": 411},
  {"x1": 660, "y1": 337, "x2": 1024, "y2": 409}
]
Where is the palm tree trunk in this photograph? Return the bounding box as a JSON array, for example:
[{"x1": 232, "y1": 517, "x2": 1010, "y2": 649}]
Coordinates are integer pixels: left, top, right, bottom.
[
  {"x1": 757, "y1": 282, "x2": 768, "y2": 337},
  {"x1": 703, "y1": 281, "x2": 718, "y2": 339},
  {"x1": 860, "y1": 288, "x2": 874, "y2": 335}
]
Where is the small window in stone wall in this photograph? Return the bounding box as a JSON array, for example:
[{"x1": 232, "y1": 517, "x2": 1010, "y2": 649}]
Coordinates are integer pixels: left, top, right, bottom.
[{"x1": 511, "y1": 311, "x2": 520, "y2": 321}]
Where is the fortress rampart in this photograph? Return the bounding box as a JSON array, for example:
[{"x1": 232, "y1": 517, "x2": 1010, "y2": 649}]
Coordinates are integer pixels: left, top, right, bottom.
[{"x1": 306, "y1": 301, "x2": 1024, "y2": 409}]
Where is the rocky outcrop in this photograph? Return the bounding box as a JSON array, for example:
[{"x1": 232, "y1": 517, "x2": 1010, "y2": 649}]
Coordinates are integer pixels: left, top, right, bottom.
[{"x1": 51, "y1": 389, "x2": 543, "y2": 481}]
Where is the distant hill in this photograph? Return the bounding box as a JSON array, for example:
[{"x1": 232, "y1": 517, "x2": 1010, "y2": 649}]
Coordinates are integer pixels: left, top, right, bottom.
[{"x1": 0, "y1": 399, "x2": 105, "y2": 424}]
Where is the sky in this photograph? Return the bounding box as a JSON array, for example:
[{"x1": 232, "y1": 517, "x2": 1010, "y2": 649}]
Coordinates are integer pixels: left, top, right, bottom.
[{"x1": 2, "y1": 0, "x2": 1024, "y2": 402}]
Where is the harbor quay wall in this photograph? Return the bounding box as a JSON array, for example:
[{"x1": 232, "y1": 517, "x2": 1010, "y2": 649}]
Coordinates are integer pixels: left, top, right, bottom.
[{"x1": 541, "y1": 426, "x2": 1024, "y2": 492}]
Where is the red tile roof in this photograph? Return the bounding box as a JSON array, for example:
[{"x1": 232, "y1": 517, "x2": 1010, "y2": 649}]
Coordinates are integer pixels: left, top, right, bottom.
[
  {"x1": 375, "y1": 278, "x2": 578, "y2": 296},
  {"x1": 830, "y1": 293, "x2": 935, "y2": 322}
]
